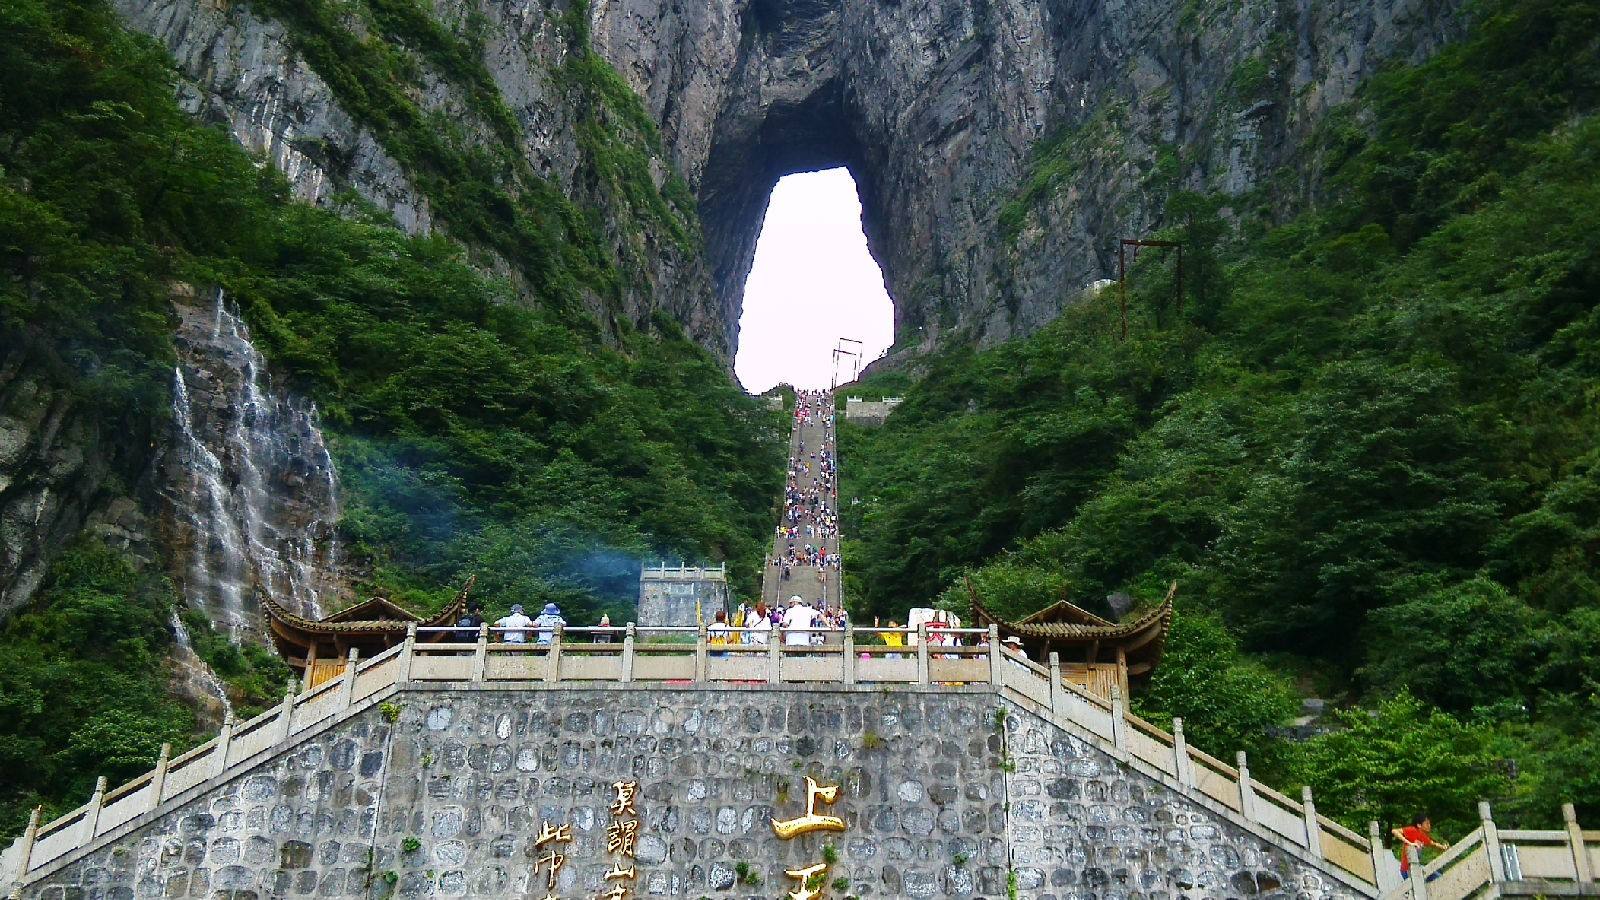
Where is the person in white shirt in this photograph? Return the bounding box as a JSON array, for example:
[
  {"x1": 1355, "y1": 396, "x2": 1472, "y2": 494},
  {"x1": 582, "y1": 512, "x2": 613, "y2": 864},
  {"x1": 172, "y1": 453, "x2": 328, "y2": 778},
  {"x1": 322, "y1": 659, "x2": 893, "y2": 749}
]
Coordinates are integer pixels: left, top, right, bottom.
[
  {"x1": 745, "y1": 602, "x2": 772, "y2": 645},
  {"x1": 495, "y1": 604, "x2": 533, "y2": 643},
  {"x1": 532, "y1": 603, "x2": 565, "y2": 644},
  {"x1": 707, "y1": 609, "x2": 731, "y2": 657},
  {"x1": 781, "y1": 597, "x2": 817, "y2": 647}
]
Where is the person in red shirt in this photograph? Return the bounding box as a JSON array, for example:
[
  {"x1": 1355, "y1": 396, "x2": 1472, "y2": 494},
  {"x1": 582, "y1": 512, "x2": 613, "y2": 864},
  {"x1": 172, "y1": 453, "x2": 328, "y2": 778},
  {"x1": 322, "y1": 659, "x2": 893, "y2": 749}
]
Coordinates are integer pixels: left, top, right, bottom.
[{"x1": 1393, "y1": 815, "x2": 1450, "y2": 877}]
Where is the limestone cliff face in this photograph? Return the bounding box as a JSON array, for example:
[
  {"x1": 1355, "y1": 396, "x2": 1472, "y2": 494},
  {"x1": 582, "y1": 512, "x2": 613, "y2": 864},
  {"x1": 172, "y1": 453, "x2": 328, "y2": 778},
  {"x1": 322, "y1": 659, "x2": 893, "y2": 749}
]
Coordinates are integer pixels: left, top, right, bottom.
[
  {"x1": 0, "y1": 343, "x2": 156, "y2": 619},
  {"x1": 116, "y1": 0, "x2": 1465, "y2": 360},
  {"x1": 592, "y1": 0, "x2": 1465, "y2": 351},
  {"x1": 0, "y1": 0, "x2": 1467, "y2": 617}
]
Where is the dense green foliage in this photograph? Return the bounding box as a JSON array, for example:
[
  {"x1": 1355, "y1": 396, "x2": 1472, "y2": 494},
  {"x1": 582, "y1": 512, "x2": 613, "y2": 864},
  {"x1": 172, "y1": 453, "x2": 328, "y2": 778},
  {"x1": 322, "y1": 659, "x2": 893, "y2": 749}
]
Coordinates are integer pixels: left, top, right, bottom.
[
  {"x1": 180, "y1": 609, "x2": 293, "y2": 719},
  {"x1": 0, "y1": 0, "x2": 782, "y2": 835},
  {"x1": 0, "y1": 541, "x2": 193, "y2": 833},
  {"x1": 842, "y1": 0, "x2": 1600, "y2": 831}
]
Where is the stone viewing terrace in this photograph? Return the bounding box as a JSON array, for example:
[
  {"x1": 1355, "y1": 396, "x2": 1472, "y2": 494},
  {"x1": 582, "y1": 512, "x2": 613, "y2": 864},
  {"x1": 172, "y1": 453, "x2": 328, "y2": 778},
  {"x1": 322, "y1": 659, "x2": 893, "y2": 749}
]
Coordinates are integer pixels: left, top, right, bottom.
[{"x1": 3, "y1": 625, "x2": 1593, "y2": 899}]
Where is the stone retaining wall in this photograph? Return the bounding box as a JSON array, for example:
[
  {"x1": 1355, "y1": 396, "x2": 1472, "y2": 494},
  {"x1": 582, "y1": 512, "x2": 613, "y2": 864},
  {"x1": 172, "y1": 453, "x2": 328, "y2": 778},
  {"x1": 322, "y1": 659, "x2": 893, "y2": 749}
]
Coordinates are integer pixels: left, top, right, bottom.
[{"x1": 21, "y1": 685, "x2": 1358, "y2": 899}]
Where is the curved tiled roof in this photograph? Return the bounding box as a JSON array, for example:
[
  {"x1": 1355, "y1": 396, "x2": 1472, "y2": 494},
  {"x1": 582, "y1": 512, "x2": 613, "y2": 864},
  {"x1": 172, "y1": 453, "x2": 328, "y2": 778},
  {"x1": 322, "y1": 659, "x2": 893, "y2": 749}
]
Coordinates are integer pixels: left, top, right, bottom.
[
  {"x1": 966, "y1": 580, "x2": 1176, "y2": 676},
  {"x1": 259, "y1": 576, "x2": 473, "y2": 654}
]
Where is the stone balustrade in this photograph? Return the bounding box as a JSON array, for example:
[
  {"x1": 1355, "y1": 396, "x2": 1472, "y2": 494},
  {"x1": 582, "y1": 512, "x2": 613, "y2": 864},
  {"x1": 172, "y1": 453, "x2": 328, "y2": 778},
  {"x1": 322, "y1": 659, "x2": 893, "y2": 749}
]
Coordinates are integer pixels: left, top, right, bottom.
[{"x1": 6, "y1": 622, "x2": 1582, "y2": 898}]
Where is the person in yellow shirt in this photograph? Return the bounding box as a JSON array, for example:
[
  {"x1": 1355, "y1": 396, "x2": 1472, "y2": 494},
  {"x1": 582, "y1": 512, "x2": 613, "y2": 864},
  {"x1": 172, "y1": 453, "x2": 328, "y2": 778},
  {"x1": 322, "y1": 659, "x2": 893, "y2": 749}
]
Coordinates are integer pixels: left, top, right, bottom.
[{"x1": 881, "y1": 619, "x2": 905, "y2": 659}]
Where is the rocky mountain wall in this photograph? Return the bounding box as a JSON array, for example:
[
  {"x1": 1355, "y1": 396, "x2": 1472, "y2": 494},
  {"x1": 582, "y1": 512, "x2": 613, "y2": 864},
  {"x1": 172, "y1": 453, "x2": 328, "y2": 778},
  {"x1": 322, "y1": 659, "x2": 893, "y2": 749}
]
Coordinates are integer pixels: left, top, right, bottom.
[
  {"x1": 0, "y1": 343, "x2": 154, "y2": 619},
  {"x1": 117, "y1": 0, "x2": 1466, "y2": 362},
  {"x1": 589, "y1": 0, "x2": 1466, "y2": 352}
]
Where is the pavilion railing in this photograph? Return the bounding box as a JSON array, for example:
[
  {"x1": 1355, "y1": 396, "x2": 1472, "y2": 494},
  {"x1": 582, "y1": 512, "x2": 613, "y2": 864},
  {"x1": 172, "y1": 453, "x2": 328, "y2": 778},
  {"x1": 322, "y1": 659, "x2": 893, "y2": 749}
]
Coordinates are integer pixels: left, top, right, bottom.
[{"x1": 22, "y1": 623, "x2": 1588, "y2": 896}]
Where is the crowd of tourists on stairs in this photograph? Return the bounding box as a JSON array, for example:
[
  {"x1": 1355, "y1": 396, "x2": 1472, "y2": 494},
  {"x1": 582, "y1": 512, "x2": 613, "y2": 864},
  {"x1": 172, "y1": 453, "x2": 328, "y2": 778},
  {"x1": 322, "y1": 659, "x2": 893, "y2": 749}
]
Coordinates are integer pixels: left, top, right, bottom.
[{"x1": 774, "y1": 389, "x2": 842, "y2": 580}]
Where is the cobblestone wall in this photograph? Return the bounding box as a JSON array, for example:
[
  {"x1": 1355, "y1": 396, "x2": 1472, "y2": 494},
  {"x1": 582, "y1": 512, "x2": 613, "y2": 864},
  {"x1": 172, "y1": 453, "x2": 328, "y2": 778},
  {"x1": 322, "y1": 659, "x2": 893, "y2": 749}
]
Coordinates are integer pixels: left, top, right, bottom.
[{"x1": 22, "y1": 685, "x2": 1359, "y2": 899}]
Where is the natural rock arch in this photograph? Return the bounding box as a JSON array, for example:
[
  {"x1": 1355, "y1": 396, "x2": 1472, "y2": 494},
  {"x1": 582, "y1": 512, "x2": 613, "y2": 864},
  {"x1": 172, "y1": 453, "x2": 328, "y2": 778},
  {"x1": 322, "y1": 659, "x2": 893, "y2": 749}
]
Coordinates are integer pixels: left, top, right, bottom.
[{"x1": 592, "y1": 0, "x2": 1463, "y2": 358}]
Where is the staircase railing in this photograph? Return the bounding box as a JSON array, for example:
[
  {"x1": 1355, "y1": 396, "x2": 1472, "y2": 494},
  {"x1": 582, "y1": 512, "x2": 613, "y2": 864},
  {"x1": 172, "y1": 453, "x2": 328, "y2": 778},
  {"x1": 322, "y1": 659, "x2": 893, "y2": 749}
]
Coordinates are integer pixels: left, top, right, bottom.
[
  {"x1": 19, "y1": 622, "x2": 1582, "y2": 897},
  {"x1": 1382, "y1": 801, "x2": 1597, "y2": 900}
]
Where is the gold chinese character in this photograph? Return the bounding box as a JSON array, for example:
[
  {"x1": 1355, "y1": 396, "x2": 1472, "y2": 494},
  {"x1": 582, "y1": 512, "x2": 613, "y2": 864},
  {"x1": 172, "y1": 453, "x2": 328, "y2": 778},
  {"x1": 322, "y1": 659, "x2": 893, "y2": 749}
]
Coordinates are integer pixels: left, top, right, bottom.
[
  {"x1": 536, "y1": 820, "x2": 573, "y2": 847},
  {"x1": 605, "y1": 818, "x2": 638, "y2": 857},
  {"x1": 610, "y1": 780, "x2": 639, "y2": 817},
  {"x1": 602, "y1": 864, "x2": 636, "y2": 881},
  {"x1": 535, "y1": 851, "x2": 565, "y2": 889},
  {"x1": 771, "y1": 776, "x2": 846, "y2": 839},
  {"x1": 598, "y1": 887, "x2": 629, "y2": 900},
  {"x1": 783, "y1": 862, "x2": 828, "y2": 900}
]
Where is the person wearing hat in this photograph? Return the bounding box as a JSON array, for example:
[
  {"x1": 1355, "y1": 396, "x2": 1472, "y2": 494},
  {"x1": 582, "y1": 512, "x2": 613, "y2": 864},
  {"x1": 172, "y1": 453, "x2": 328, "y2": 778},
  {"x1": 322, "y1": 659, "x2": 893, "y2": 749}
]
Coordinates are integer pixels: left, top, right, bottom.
[
  {"x1": 1001, "y1": 635, "x2": 1029, "y2": 660},
  {"x1": 533, "y1": 602, "x2": 566, "y2": 645},
  {"x1": 780, "y1": 595, "x2": 818, "y2": 649},
  {"x1": 495, "y1": 603, "x2": 533, "y2": 644}
]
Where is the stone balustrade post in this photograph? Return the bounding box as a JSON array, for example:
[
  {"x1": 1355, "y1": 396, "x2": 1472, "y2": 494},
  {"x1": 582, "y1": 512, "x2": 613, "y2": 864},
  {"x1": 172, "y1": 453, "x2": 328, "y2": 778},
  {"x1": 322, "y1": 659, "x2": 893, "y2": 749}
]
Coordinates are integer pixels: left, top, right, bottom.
[
  {"x1": 1301, "y1": 786, "x2": 1323, "y2": 858},
  {"x1": 1371, "y1": 821, "x2": 1400, "y2": 894},
  {"x1": 1047, "y1": 653, "x2": 1064, "y2": 718},
  {"x1": 1566, "y1": 803, "x2": 1593, "y2": 882},
  {"x1": 150, "y1": 743, "x2": 172, "y2": 806},
  {"x1": 216, "y1": 712, "x2": 237, "y2": 777},
  {"x1": 1480, "y1": 802, "x2": 1507, "y2": 882},
  {"x1": 1408, "y1": 846, "x2": 1429, "y2": 900},
  {"x1": 471, "y1": 623, "x2": 489, "y2": 682},
  {"x1": 1109, "y1": 683, "x2": 1128, "y2": 751},
  {"x1": 546, "y1": 626, "x2": 564, "y2": 683},
  {"x1": 915, "y1": 624, "x2": 930, "y2": 684},
  {"x1": 276, "y1": 682, "x2": 297, "y2": 743},
  {"x1": 1236, "y1": 751, "x2": 1257, "y2": 821},
  {"x1": 693, "y1": 624, "x2": 708, "y2": 682},
  {"x1": 767, "y1": 630, "x2": 781, "y2": 683},
  {"x1": 14, "y1": 807, "x2": 40, "y2": 880},
  {"x1": 338, "y1": 648, "x2": 360, "y2": 709},
  {"x1": 621, "y1": 623, "x2": 636, "y2": 683},
  {"x1": 81, "y1": 776, "x2": 107, "y2": 844},
  {"x1": 986, "y1": 624, "x2": 1002, "y2": 685},
  {"x1": 842, "y1": 627, "x2": 856, "y2": 685},
  {"x1": 1171, "y1": 718, "x2": 1195, "y2": 787},
  {"x1": 396, "y1": 623, "x2": 416, "y2": 684}
]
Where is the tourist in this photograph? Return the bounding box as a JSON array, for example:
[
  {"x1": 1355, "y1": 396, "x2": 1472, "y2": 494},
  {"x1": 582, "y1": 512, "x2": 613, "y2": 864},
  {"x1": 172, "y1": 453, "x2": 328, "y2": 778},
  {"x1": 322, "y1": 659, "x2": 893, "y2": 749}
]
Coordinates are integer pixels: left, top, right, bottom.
[
  {"x1": 532, "y1": 602, "x2": 565, "y2": 645},
  {"x1": 781, "y1": 596, "x2": 817, "y2": 647},
  {"x1": 454, "y1": 600, "x2": 485, "y2": 644},
  {"x1": 746, "y1": 602, "x2": 772, "y2": 644},
  {"x1": 495, "y1": 603, "x2": 533, "y2": 643},
  {"x1": 881, "y1": 620, "x2": 905, "y2": 659},
  {"x1": 1001, "y1": 635, "x2": 1028, "y2": 660},
  {"x1": 708, "y1": 610, "x2": 731, "y2": 657},
  {"x1": 594, "y1": 613, "x2": 614, "y2": 644},
  {"x1": 1393, "y1": 815, "x2": 1450, "y2": 878}
]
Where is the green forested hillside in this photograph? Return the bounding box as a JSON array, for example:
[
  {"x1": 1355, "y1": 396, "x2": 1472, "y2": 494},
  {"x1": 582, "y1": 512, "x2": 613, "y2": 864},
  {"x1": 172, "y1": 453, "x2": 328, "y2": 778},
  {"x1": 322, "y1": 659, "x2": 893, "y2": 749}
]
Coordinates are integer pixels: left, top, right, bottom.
[
  {"x1": 841, "y1": 0, "x2": 1600, "y2": 835},
  {"x1": 0, "y1": 0, "x2": 781, "y2": 832}
]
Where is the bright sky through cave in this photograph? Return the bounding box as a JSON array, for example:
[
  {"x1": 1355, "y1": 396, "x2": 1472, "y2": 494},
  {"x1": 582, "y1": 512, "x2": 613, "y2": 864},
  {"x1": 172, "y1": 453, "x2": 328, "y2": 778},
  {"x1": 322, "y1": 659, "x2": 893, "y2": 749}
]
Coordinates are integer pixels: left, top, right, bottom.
[{"x1": 734, "y1": 168, "x2": 894, "y2": 393}]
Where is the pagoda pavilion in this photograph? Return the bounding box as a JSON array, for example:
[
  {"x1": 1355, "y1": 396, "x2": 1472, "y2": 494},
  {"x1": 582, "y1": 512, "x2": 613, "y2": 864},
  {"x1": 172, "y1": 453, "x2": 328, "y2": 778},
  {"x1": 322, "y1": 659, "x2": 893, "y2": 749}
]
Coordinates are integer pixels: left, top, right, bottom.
[
  {"x1": 966, "y1": 580, "x2": 1175, "y2": 700},
  {"x1": 260, "y1": 576, "x2": 474, "y2": 688}
]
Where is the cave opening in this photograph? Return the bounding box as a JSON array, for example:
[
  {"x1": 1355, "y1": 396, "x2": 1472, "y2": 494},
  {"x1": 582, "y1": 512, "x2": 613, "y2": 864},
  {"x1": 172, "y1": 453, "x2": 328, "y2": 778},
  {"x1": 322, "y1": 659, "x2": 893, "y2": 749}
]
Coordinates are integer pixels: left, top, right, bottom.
[{"x1": 733, "y1": 168, "x2": 893, "y2": 394}]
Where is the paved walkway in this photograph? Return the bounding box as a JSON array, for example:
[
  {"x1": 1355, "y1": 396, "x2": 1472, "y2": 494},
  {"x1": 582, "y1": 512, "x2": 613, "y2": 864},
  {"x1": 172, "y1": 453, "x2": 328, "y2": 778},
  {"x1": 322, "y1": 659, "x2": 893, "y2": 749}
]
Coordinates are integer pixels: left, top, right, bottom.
[{"x1": 760, "y1": 391, "x2": 841, "y2": 608}]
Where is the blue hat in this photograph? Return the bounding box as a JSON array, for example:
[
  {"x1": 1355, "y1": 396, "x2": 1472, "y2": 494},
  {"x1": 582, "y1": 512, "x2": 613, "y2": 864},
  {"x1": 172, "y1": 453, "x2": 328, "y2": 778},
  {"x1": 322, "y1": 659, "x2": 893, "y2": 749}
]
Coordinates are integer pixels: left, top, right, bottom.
[
  {"x1": 542, "y1": 603, "x2": 560, "y2": 616},
  {"x1": 511, "y1": 604, "x2": 524, "y2": 614}
]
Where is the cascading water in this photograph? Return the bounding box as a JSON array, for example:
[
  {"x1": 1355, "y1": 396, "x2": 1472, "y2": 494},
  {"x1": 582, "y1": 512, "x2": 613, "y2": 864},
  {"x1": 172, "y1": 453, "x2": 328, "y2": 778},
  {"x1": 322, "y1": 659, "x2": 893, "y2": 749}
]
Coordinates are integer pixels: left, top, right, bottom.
[
  {"x1": 168, "y1": 609, "x2": 234, "y2": 719},
  {"x1": 163, "y1": 289, "x2": 343, "y2": 640}
]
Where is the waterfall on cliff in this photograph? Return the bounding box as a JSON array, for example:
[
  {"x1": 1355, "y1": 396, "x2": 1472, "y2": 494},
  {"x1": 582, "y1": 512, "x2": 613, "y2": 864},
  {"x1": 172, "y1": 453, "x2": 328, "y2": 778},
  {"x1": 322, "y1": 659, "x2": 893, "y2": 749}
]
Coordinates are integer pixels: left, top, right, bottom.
[
  {"x1": 167, "y1": 609, "x2": 234, "y2": 719},
  {"x1": 165, "y1": 290, "x2": 343, "y2": 639}
]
